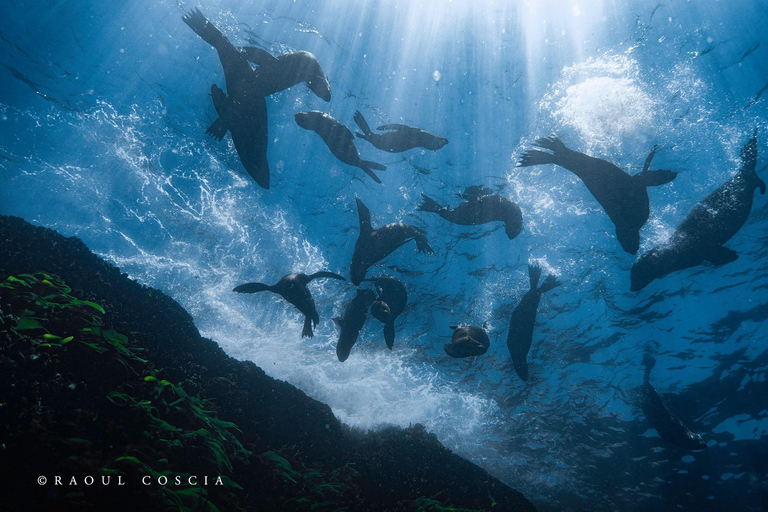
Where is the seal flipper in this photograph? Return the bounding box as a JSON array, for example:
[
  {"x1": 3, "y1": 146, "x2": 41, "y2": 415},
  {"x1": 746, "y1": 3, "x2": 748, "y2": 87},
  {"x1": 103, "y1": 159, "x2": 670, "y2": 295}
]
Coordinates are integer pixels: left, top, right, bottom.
[
  {"x1": 182, "y1": 8, "x2": 227, "y2": 48},
  {"x1": 302, "y1": 315, "x2": 314, "y2": 338},
  {"x1": 643, "y1": 145, "x2": 659, "y2": 173},
  {"x1": 414, "y1": 233, "x2": 434, "y2": 255},
  {"x1": 360, "y1": 162, "x2": 385, "y2": 184},
  {"x1": 206, "y1": 117, "x2": 228, "y2": 141},
  {"x1": 233, "y1": 282, "x2": 272, "y2": 293},
  {"x1": 527, "y1": 264, "x2": 542, "y2": 290},
  {"x1": 356, "y1": 197, "x2": 373, "y2": 236},
  {"x1": 239, "y1": 46, "x2": 279, "y2": 66},
  {"x1": 306, "y1": 271, "x2": 346, "y2": 282},
  {"x1": 354, "y1": 111, "x2": 373, "y2": 137},
  {"x1": 513, "y1": 358, "x2": 529, "y2": 382},
  {"x1": 704, "y1": 245, "x2": 739, "y2": 266},
  {"x1": 642, "y1": 352, "x2": 656, "y2": 384},
  {"x1": 538, "y1": 274, "x2": 561, "y2": 293},
  {"x1": 634, "y1": 169, "x2": 677, "y2": 187},
  {"x1": 417, "y1": 194, "x2": 444, "y2": 213},
  {"x1": 383, "y1": 322, "x2": 395, "y2": 350}
]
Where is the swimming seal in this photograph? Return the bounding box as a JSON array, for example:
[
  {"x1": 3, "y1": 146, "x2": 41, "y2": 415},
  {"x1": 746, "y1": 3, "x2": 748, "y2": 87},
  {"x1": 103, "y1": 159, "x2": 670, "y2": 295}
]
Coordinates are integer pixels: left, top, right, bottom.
[
  {"x1": 363, "y1": 276, "x2": 408, "y2": 350},
  {"x1": 334, "y1": 288, "x2": 376, "y2": 362},
  {"x1": 183, "y1": 9, "x2": 271, "y2": 188},
  {"x1": 518, "y1": 134, "x2": 677, "y2": 254},
  {"x1": 233, "y1": 271, "x2": 346, "y2": 337},
  {"x1": 295, "y1": 111, "x2": 386, "y2": 183},
  {"x1": 350, "y1": 197, "x2": 434, "y2": 285},
  {"x1": 641, "y1": 353, "x2": 706, "y2": 450},
  {"x1": 631, "y1": 129, "x2": 764, "y2": 291},
  {"x1": 507, "y1": 264, "x2": 560, "y2": 382},
  {"x1": 353, "y1": 111, "x2": 448, "y2": 152},
  {"x1": 444, "y1": 324, "x2": 490, "y2": 358},
  {"x1": 418, "y1": 185, "x2": 523, "y2": 240},
  {"x1": 238, "y1": 46, "x2": 331, "y2": 101}
]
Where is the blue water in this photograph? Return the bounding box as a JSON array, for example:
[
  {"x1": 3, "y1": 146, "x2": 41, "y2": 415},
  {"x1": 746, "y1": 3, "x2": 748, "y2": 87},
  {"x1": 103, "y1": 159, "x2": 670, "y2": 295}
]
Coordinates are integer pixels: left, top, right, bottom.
[{"x1": 2, "y1": 0, "x2": 767, "y2": 510}]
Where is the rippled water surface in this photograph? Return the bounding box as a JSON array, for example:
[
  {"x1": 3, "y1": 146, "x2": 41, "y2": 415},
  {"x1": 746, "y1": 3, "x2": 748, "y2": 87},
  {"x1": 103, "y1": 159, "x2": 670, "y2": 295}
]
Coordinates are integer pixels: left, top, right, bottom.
[{"x1": 2, "y1": 1, "x2": 768, "y2": 510}]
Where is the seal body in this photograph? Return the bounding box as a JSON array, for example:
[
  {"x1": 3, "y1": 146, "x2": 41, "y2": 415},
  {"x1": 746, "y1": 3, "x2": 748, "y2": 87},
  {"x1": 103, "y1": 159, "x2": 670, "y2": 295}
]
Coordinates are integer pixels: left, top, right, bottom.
[
  {"x1": 631, "y1": 130, "x2": 764, "y2": 291},
  {"x1": 641, "y1": 354, "x2": 706, "y2": 450},
  {"x1": 364, "y1": 276, "x2": 408, "y2": 349},
  {"x1": 233, "y1": 271, "x2": 345, "y2": 337},
  {"x1": 335, "y1": 289, "x2": 376, "y2": 362},
  {"x1": 507, "y1": 264, "x2": 560, "y2": 382},
  {"x1": 518, "y1": 134, "x2": 677, "y2": 254},
  {"x1": 418, "y1": 186, "x2": 523, "y2": 240},
  {"x1": 444, "y1": 325, "x2": 490, "y2": 358},
  {"x1": 350, "y1": 197, "x2": 434, "y2": 285},
  {"x1": 295, "y1": 111, "x2": 386, "y2": 183},
  {"x1": 240, "y1": 47, "x2": 331, "y2": 101},
  {"x1": 353, "y1": 111, "x2": 448, "y2": 152}
]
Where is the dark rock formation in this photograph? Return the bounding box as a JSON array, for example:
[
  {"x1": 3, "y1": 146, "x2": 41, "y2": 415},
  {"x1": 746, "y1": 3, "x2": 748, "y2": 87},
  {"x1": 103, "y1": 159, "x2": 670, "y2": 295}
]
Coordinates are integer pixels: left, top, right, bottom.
[{"x1": 0, "y1": 215, "x2": 536, "y2": 511}]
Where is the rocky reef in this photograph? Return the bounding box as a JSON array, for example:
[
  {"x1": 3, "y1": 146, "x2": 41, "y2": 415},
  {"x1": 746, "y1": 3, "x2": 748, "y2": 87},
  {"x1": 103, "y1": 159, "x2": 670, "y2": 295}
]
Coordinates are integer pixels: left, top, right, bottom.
[{"x1": 0, "y1": 215, "x2": 536, "y2": 511}]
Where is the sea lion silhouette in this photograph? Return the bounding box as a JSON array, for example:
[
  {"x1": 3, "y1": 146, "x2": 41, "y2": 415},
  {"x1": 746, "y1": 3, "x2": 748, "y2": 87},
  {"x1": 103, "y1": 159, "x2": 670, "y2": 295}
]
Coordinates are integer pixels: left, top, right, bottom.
[
  {"x1": 444, "y1": 324, "x2": 490, "y2": 358},
  {"x1": 350, "y1": 197, "x2": 434, "y2": 285},
  {"x1": 353, "y1": 111, "x2": 448, "y2": 152},
  {"x1": 507, "y1": 264, "x2": 560, "y2": 382},
  {"x1": 334, "y1": 288, "x2": 376, "y2": 362},
  {"x1": 183, "y1": 9, "x2": 331, "y2": 189},
  {"x1": 363, "y1": 276, "x2": 408, "y2": 350},
  {"x1": 183, "y1": 9, "x2": 271, "y2": 188},
  {"x1": 233, "y1": 271, "x2": 345, "y2": 337},
  {"x1": 295, "y1": 111, "x2": 386, "y2": 183},
  {"x1": 631, "y1": 129, "x2": 764, "y2": 291},
  {"x1": 518, "y1": 134, "x2": 677, "y2": 254},
  {"x1": 238, "y1": 46, "x2": 331, "y2": 101},
  {"x1": 418, "y1": 185, "x2": 523, "y2": 240},
  {"x1": 641, "y1": 353, "x2": 706, "y2": 450}
]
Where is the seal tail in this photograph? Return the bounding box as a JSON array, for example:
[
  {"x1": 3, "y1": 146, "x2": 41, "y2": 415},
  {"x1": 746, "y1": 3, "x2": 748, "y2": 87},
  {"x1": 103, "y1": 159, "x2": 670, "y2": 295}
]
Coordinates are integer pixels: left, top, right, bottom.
[
  {"x1": 354, "y1": 110, "x2": 373, "y2": 138},
  {"x1": 539, "y1": 274, "x2": 561, "y2": 294},
  {"x1": 182, "y1": 8, "x2": 227, "y2": 48},
  {"x1": 360, "y1": 163, "x2": 384, "y2": 184},
  {"x1": 527, "y1": 264, "x2": 542, "y2": 290},
  {"x1": 642, "y1": 352, "x2": 656, "y2": 384},
  {"x1": 417, "y1": 194, "x2": 443, "y2": 213},
  {"x1": 383, "y1": 322, "x2": 395, "y2": 350}
]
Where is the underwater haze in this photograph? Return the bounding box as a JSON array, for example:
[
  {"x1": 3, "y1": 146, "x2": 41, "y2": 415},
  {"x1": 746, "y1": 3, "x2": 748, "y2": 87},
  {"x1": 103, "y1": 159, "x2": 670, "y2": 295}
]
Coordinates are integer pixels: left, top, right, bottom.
[{"x1": 2, "y1": 0, "x2": 768, "y2": 510}]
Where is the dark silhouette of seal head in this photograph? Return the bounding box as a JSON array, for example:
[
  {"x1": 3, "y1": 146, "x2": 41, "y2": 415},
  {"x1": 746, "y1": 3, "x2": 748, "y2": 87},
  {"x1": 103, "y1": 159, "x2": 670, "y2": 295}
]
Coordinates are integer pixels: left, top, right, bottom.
[
  {"x1": 363, "y1": 275, "x2": 408, "y2": 350},
  {"x1": 350, "y1": 197, "x2": 434, "y2": 285},
  {"x1": 353, "y1": 111, "x2": 448, "y2": 152},
  {"x1": 444, "y1": 324, "x2": 490, "y2": 358},
  {"x1": 518, "y1": 134, "x2": 677, "y2": 254},
  {"x1": 506, "y1": 264, "x2": 560, "y2": 382},
  {"x1": 233, "y1": 271, "x2": 345, "y2": 337},
  {"x1": 631, "y1": 129, "x2": 764, "y2": 291},
  {"x1": 295, "y1": 111, "x2": 386, "y2": 184},
  {"x1": 418, "y1": 186, "x2": 523, "y2": 240},
  {"x1": 334, "y1": 289, "x2": 376, "y2": 362},
  {"x1": 641, "y1": 353, "x2": 706, "y2": 450}
]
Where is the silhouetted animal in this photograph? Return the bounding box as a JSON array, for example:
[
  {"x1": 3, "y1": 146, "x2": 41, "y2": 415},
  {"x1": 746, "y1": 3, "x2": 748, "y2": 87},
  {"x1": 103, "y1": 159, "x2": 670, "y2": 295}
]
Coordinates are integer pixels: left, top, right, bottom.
[
  {"x1": 233, "y1": 271, "x2": 345, "y2": 337},
  {"x1": 295, "y1": 111, "x2": 386, "y2": 183},
  {"x1": 334, "y1": 289, "x2": 376, "y2": 362},
  {"x1": 364, "y1": 276, "x2": 407, "y2": 350},
  {"x1": 354, "y1": 111, "x2": 448, "y2": 152},
  {"x1": 183, "y1": 9, "x2": 271, "y2": 188},
  {"x1": 350, "y1": 197, "x2": 434, "y2": 285},
  {"x1": 444, "y1": 324, "x2": 490, "y2": 358},
  {"x1": 518, "y1": 134, "x2": 677, "y2": 254},
  {"x1": 238, "y1": 46, "x2": 330, "y2": 101},
  {"x1": 631, "y1": 129, "x2": 764, "y2": 291},
  {"x1": 507, "y1": 264, "x2": 560, "y2": 382},
  {"x1": 418, "y1": 186, "x2": 523, "y2": 240},
  {"x1": 641, "y1": 353, "x2": 706, "y2": 450}
]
